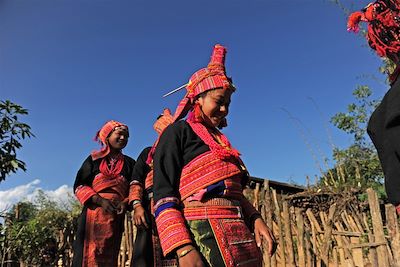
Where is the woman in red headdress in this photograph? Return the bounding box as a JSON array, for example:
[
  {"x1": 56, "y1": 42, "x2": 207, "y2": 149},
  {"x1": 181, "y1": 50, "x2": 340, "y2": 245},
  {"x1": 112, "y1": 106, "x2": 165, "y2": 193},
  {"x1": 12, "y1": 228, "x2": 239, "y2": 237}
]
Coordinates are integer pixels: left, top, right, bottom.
[
  {"x1": 128, "y1": 109, "x2": 175, "y2": 267},
  {"x1": 152, "y1": 45, "x2": 276, "y2": 267},
  {"x1": 72, "y1": 120, "x2": 136, "y2": 267},
  {"x1": 348, "y1": 0, "x2": 400, "y2": 213}
]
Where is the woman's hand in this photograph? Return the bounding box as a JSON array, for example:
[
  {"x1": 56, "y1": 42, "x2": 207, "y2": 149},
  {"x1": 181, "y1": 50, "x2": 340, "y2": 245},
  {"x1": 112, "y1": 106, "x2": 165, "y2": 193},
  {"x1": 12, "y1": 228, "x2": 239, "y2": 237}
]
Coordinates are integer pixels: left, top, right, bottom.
[
  {"x1": 116, "y1": 201, "x2": 128, "y2": 215},
  {"x1": 254, "y1": 218, "x2": 276, "y2": 256},
  {"x1": 133, "y1": 204, "x2": 149, "y2": 228},
  {"x1": 92, "y1": 195, "x2": 117, "y2": 214},
  {"x1": 176, "y1": 245, "x2": 205, "y2": 267}
]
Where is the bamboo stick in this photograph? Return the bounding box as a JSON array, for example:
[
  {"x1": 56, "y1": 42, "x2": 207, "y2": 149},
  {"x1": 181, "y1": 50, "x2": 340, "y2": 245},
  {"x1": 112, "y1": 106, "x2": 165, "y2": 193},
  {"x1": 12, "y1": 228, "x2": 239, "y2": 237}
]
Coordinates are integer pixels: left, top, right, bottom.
[
  {"x1": 254, "y1": 182, "x2": 260, "y2": 210},
  {"x1": 385, "y1": 204, "x2": 400, "y2": 266},
  {"x1": 272, "y1": 189, "x2": 286, "y2": 267},
  {"x1": 334, "y1": 222, "x2": 355, "y2": 266},
  {"x1": 263, "y1": 180, "x2": 273, "y2": 267},
  {"x1": 336, "y1": 241, "x2": 387, "y2": 249},
  {"x1": 296, "y1": 208, "x2": 306, "y2": 267},
  {"x1": 283, "y1": 201, "x2": 296, "y2": 266},
  {"x1": 321, "y1": 203, "x2": 336, "y2": 266},
  {"x1": 362, "y1": 213, "x2": 378, "y2": 267},
  {"x1": 366, "y1": 188, "x2": 389, "y2": 267},
  {"x1": 304, "y1": 230, "x2": 313, "y2": 267},
  {"x1": 350, "y1": 236, "x2": 364, "y2": 267}
]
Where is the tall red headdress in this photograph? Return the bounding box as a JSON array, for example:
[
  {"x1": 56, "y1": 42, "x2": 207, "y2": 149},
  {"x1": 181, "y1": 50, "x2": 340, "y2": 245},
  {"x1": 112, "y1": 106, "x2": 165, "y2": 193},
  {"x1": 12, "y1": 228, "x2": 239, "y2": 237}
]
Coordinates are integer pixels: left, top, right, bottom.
[{"x1": 171, "y1": 44, "x2": 235, "y2": 122}]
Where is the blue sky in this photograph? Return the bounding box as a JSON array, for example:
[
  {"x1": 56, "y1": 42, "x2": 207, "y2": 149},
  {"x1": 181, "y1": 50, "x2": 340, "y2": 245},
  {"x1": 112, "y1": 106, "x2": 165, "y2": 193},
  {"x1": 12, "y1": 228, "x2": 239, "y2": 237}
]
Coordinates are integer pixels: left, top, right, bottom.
[{"x1": 0, "y1": 0, "x2": 386, "y2": 203}]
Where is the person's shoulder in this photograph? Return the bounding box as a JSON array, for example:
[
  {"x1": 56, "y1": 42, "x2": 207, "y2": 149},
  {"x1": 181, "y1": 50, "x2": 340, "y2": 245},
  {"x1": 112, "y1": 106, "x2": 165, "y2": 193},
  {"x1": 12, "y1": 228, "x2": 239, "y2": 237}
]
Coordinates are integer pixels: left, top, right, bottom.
[
  {"x1": 124, "y1": 154, "x2": 136, "y2": 165},
  {"x1": 82, "y1": 155, "x2": 94, "y2": 164},
  {"x1": 163, "y1": 120, "x2": 190, "y2": 135},
  {"x1": 141, "y1": 146, "x2": 152, "y2": 154},
  {"x1": 137, "y1": 147, "x2": 152, "y2": 160}
]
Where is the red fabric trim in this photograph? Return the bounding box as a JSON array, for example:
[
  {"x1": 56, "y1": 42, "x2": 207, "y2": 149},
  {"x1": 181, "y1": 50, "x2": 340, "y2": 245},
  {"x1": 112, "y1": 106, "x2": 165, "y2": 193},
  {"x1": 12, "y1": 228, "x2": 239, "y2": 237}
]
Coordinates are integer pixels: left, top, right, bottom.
[
  {"x1": 183, "y1": 206, "x2": 241, "y2": 221},
  {"x1": 223, "y1": 177, "x2": 245, "y2": 199},
  {"x1": 75, "y1": 185, "x2": 97, "y2": 205},
  {"x1": 209, "y1": 218, "x2": 262, "y2": 267},
  {"x1": 187, "y1": 120, "x2": 240, "y2": 160},
  {"x1": 128, "y1": 183, "x2": 143, "y2": 204},
  {"x1": 99, "y1": 153, "x2": 124, "y2": 178},
  {"x1": 144, "y1": 170, "x2": 154, "y2": 190},
  {"x1": 154, "y1": 197, "x2": 180, "y2": 212},
  {"x1": 179, "y1": 151, "x2": 242, "y2": 200},
  {"x1": 82, "y1": 192, "x2": 125, "y2": 266},
  {"x1": 92, "y1": 174, "x2": 129, "y2": 199},
  {"x1": 155, "y1": 208, "x2": 192, "y2": 256}
]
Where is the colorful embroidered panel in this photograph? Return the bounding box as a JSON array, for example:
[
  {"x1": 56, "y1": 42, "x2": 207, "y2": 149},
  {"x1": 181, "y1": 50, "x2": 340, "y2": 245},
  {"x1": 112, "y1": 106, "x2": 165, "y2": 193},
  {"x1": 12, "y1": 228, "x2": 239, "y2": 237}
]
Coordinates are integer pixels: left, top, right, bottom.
[
  {"x1": 128, "y1": 180, "x2": 143, "y2": 204},
  {"x1": 155, "y1": 208, "x2": 192, "y2": 256},
  {"x1": 91, "y1": 173, "x2": 129, "y2": 199},
  {"x1": 75, "y1": 185, "x2": 97, "y2": 205},
  {"x1": 82, "y1": 192, "x2": 125, "y2": 266},
  {"x1": 179, "y1": 151, "x2": 242, "y2": 200},
  {"x1": 209, "y1": 218, "x2": 262, "y2": 267},
  {"x1": 144, "y1": 169, "x2": 154, "y2": 190}
]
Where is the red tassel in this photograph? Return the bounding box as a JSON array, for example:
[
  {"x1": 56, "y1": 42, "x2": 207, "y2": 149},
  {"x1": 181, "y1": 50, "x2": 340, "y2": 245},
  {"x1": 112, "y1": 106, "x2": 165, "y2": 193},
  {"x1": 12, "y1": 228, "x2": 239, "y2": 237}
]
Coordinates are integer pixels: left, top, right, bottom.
[{"x1": 347, "y1": 11, "x2": 365, "y2": 32}]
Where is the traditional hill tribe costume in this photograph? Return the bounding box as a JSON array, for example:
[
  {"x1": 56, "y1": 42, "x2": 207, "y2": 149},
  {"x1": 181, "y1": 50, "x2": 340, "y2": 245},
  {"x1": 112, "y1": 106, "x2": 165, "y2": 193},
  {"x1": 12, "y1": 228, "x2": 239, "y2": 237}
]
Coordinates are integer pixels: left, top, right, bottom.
[
  {"x1": 72, "y1": 121, "x2": 135, "y2": 267},
  {"x1": 348, "y1": 0, "x2": 400, "y2": 212},
  {"x1": 152, "y1": 45, "x2": 266, "y2": 267},
  {"x1": 128, "y1": 109, "x2": 175, "y2": 267}
]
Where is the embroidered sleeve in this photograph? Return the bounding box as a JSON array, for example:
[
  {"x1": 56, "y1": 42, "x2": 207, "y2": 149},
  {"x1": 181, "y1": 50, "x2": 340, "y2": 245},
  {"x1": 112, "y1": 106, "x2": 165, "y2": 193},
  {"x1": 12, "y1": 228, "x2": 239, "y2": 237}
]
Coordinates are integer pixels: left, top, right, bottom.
[
  {"x1": 154, "y1": 197, "x2": 192, "y2": 256},
  {"x1": 75, "y1": 185, "x2": 97, "y2": 205},
  {"x1": 73, "y1": 156, "x2": 97, "y2": 205},
  {"x1": 129, "y1": 180, "x2": 143, "y2": 204},
  {"x1": 153, "y1": 123, "x2": 193, "y2": 256},
  {"x1": 128, "y1": 147, "x2": 151, "y2": 205}
]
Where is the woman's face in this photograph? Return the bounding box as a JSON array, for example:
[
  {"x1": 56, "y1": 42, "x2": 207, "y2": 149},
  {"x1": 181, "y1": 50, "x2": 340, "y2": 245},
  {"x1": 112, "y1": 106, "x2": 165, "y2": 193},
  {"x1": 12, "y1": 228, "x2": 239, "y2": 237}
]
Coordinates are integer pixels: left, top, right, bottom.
[
  {"x1": 107, "y1": 127, "x2": 129, "y2": 151},
  {"x1": 196, "y1": 88, "x2": 233, "y2": 128}
]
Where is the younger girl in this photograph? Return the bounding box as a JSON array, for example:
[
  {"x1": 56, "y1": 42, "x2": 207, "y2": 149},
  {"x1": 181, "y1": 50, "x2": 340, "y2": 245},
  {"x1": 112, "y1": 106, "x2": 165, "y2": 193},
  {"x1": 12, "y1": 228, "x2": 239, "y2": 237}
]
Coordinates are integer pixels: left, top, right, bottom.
[{"x1": 72, "y1": 120, "x2": 135, "y2": 267}]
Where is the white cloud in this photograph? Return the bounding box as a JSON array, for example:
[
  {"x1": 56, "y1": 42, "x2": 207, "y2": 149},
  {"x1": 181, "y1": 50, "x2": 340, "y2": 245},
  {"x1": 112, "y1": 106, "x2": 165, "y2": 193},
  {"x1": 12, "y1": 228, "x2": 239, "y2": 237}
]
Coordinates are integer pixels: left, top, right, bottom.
[{"x1": 0, "y1": 180, "x2": 74, "y2": 212}]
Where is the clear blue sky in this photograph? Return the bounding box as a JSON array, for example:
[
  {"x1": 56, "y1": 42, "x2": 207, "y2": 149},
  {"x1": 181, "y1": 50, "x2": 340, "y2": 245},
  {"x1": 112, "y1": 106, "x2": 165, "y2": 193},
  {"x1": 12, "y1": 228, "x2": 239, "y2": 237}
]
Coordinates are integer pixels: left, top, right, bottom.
[{"x1": 0, "y1": 0, "x2": 386, "y2": 196}]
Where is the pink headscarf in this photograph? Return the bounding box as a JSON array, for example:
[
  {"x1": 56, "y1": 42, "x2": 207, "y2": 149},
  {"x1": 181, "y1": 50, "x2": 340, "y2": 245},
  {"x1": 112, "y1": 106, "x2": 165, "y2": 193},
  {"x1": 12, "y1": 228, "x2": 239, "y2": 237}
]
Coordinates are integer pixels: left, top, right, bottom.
[{"x1": 91, "y1": 120, "x2": 128, "y2": 161}]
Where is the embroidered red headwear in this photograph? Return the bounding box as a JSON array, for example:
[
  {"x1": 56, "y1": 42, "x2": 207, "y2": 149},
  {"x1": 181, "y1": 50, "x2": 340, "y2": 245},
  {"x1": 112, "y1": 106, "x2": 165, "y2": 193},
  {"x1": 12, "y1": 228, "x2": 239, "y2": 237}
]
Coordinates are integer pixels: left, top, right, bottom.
[
  {"x1": 347, "y1": 0, "x2": 400, "y2": 63},
  {"x1": 91, "y1": 120, "x2": 128, "y2": 160},
  {"x1": 153, "y1": 108, "x2": 174, "y2": 134},
  {"x1": 146, "y1": 108, "x2": 174, "y2": 164},
  {"x1": 172, "y1": 44, "x2": 236, "y2": 123}
]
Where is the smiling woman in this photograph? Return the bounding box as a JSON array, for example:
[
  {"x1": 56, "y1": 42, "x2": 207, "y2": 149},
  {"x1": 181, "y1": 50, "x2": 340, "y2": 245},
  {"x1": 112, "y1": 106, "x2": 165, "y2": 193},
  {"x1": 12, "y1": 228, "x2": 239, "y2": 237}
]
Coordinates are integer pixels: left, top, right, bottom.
[
  {"x1": 151, "y1": 44, "x2": 276, "y2": 267},
  {"x1": 195, "y1": 89, "x2": 232, "y2": 128},
  {"x1": 72, "y1": 120, "x2": 135, "y2": 267}
]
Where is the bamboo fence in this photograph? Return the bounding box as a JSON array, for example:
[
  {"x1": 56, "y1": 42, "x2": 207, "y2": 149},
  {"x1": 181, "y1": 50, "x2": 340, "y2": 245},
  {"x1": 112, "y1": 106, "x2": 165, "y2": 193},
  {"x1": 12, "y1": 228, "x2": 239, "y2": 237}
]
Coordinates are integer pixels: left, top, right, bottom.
[
  {"x1": 23, "y1": 181, "x2": 398, "y2": 267},
  {"x1": 114, "y1": 182, "x2": 400, "y2": 267}
]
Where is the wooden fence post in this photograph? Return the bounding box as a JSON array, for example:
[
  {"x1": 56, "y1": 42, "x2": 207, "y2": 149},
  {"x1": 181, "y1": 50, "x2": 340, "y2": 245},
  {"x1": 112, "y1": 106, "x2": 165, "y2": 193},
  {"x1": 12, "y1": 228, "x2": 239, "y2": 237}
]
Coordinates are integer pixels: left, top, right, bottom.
[
  {"x1": 321, "y1": 203, "x2": 336, "y2": 266},
  {"x1": 362, "y1": 213, "x2": 378, "y2": 267},
  {"x1": 263, "y1": 180, "x2": 274, "y2": 267},
  {"x1": 296, "y1": 208, "x2": 306, "y2": 267},
  {"x1": 385, "y1": 204, "x2": 400, "y2": 266},
  {"x1": 272, "y1": 189, "x2": 285, "y2": 267},
  {"x1": 254, "y1": 182, "x2": 260, "y2": 209},
  {"x1": 283, "y1": 201, "x2": 296, "y2": 266},
  {"x1": 366, "y1": 188, "x2": 389, "y2": 267}
]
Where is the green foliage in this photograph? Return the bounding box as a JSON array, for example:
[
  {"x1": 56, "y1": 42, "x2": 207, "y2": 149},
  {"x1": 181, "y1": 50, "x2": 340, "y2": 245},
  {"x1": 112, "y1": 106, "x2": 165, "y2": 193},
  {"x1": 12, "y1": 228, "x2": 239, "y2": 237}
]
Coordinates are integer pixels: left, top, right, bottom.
[
  {"x1": 0, "y1": 100, "x2": 34, "y2": 182},
  {"x1": 322, "y1": 85, "x2": 385, "y2": 196},
  {"x1": 1, "y1": 191, "x2": 79, "y2": 266},
  {"x1": 331, "y1": 85, "x2": 379, "y2": 145}
]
